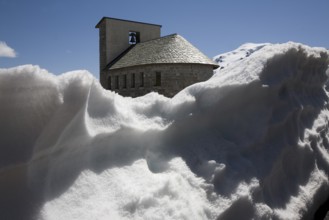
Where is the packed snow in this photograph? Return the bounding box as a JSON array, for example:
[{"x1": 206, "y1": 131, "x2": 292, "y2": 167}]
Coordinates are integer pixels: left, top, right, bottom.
[{"x1": 0, "y1": 42, "x2": 329, "y2": 220}]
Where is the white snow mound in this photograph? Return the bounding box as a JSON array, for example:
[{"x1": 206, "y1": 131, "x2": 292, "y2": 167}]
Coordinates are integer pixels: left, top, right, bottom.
[{"x1": 0, "y1": 42, "x2": 329, "y2": 220}]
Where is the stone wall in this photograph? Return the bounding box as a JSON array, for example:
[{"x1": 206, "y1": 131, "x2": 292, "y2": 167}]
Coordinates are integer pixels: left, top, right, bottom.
[
  {"x1": 98, "y1": 21, "x2": 108, "y2": 88},
  {"x1": 107, "y1": 64, "x2": 213, "y2": 97}
]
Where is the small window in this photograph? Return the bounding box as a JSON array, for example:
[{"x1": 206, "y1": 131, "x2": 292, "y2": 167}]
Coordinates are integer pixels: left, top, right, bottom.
[
  {"x1": 131, "y1": 73, "x2": 135, "y2": 88},
  {"x1": 115, "y1": 76, "x2": 119, "y2": 89},
  {"x1": 123, "y1": 75, "x2": 127, "y2": 89},
  {"x1": 108, "y1": 76, "x2": 112, "y2": 90},
  {"x1": 140, "y1": 72, "x2": 144, "y2": 87},
  {"x1": 129, "y1": 31, "x2": 140, "y2": 45},
  {"x1": 155, "y1": 72, "x2": 161, "y2": 86}
]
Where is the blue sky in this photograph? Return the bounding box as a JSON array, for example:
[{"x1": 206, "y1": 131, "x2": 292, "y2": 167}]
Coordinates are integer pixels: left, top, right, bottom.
[{"x1": 1, "y1": 0, "x2": 328, "y2": 78}]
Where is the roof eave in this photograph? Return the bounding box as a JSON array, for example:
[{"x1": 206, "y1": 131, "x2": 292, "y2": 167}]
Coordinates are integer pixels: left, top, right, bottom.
[
  {"x1": 96, "y1": 17, "x2": 162, "y2": 29},
  {"x1": 109, "y1": 62, "x2": 220, "y2": 71}
]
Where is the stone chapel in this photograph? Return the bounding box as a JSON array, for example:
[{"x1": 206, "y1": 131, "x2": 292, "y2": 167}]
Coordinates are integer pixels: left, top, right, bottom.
[{"x1": 95, "y1": 17, "x2": 218, "y2": 97}]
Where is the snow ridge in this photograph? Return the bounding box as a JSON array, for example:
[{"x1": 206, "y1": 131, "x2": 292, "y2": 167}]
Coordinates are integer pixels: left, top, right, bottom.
[{"x1": 0, "y1": 42, "x2": 328, "y2": 220}]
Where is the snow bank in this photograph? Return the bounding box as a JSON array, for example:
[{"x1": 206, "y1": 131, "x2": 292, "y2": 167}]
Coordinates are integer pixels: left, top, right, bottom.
[{"x1": 0, "y1": 42, "x2": 329, "y2": 220}]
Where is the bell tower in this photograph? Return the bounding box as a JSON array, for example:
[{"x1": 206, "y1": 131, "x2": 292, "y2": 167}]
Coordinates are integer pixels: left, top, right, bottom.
[{"x1": 95, "y1": 17, "x2": 162, "y2": 88}]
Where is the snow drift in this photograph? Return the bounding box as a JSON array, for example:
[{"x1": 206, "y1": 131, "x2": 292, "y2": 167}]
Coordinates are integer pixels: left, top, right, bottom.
[{"x1": 0, "y1": 42, "x2": 329, "y2": 220}]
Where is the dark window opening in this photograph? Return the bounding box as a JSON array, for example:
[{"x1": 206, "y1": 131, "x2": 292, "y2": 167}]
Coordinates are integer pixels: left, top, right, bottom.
[
  {"x1": 123, "y1": 75, "x2": 127, "y2": 89},
  {"x1": 108, "y1": 76, "x2": 111, "y2": 90},
  {"x1": 155, "y1": 72, "x2": 161, "y2": 86},
  {"x1": 131, "y1": 73, "x2": 135, "y2": 88},
  {"x1": 129, "y1": 31, "x2": 140, "y2": 45},
  {"x1": 140, "y1": 72, "x2": 144, "y2": 87},
  {"x1": 115, "y1": 76, "x2": 119, "y2": 89}
]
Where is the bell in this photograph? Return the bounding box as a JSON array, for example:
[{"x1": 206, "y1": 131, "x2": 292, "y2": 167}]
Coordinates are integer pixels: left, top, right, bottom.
[{"x1": 129, "y1": 32, "x2": 136, "y2": 44}]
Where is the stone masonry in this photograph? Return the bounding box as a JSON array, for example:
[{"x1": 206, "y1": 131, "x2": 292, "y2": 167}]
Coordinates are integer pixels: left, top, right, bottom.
[{"x1": 108, "y1": 63, "x2": 214, "y2": 97}]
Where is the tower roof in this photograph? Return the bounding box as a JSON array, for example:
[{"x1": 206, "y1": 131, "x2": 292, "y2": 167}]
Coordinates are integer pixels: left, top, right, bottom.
[
  {"x1": 95, "y1": 17, "x2": 162, "y2": 28},
  {"x1": 108, "y1": 34, "x2": 219, "y2": 70}
]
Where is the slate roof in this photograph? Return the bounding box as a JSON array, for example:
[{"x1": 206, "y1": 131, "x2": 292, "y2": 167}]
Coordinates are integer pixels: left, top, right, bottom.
[{"x1": 108, "y1": 34, "x2": 219, "y2": 70}]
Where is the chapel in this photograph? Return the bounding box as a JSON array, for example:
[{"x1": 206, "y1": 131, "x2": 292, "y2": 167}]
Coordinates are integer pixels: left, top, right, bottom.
[{"x1": 95, "y1": 17, "x2": 218, "y2": 97}]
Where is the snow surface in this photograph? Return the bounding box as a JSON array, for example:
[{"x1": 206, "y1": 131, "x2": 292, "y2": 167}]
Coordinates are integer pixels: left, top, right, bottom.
[{"x1": 0, "y1": 42, "x2": 329, "y2": 220}]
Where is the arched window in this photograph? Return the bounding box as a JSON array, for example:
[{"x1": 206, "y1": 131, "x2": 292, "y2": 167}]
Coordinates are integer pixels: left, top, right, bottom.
[
  {"x1": 108, "y1": 76, "x2": 111, "y2": 90},
  {"x1": 115, "y1": 76, "x2": 119, "y2": 89},
  {"x1": 140, "y1": 72, "x2": 144, "y2": 87},
  {"x1": 123, "y1": 75, "x2": 127, "y2": 89},
  {"x1": 155, "y1": 72, "x2": 161, "y2": 86},
  {"x1": 131, "y1": 73, "x2": 135, "y2": 88}
]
